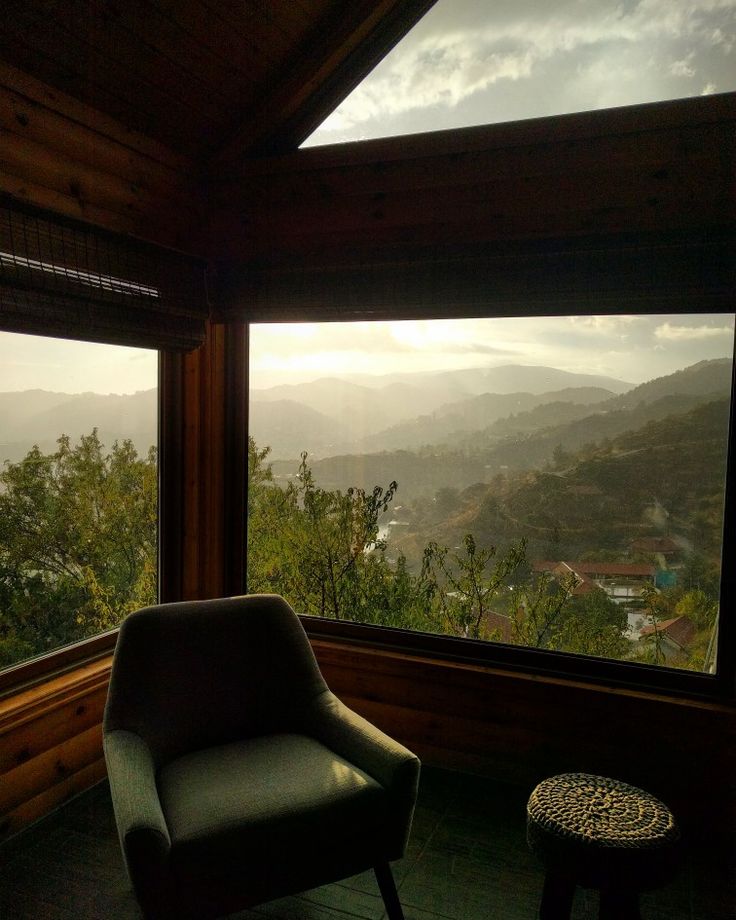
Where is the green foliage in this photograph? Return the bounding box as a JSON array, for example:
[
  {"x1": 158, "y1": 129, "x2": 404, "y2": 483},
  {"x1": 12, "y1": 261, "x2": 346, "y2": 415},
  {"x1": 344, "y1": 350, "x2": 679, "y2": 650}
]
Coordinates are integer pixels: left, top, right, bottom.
[
  {"x1": 247, "y1": 443, "x2": 418, "y2": 627},
  {"x1": 0, "y1": 431, "x2": 156, "y2": 668},
  {"x1": 421, "y1": 535, "x2": 526, "y2": 639},
  {"x1": 246, "y1": 442, "x2": 639, "y2": 664}
]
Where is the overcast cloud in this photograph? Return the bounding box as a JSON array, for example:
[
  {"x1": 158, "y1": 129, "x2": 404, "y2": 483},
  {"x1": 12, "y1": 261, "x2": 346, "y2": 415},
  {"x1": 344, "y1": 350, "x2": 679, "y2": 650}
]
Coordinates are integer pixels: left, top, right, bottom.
[
  {"x1": 305, "y1": 0, "x2": 736, "y2": 145},
  {"x1": 250, "y1": 314, "x2": 735, "y2": 389},
  {"x1": 0, "y1": 332, "x2": 157, "y2": 394}
]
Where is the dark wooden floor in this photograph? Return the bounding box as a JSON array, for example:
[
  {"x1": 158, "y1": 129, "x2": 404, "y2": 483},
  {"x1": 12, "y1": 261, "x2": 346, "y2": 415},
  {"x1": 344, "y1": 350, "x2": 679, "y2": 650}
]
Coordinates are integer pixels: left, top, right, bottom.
[{"x1": 0, "y1": 767, "x2": 733, "y2": 919}]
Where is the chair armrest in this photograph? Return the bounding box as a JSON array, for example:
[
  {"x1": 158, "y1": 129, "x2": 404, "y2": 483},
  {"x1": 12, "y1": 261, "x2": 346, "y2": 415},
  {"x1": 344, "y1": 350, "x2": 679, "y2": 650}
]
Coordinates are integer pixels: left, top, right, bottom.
[
  {"x1": 104, "y1": 729, "x2": 171, "y2": 898},
  {"x1": 305, "y1": 690, "x2": 420, "y2": 802}
]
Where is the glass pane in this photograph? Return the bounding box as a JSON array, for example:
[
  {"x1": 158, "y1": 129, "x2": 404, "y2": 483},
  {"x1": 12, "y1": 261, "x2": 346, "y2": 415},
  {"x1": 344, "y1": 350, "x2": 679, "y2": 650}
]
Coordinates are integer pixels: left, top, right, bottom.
[
  {"x1": 248, "y1": 314, "x2": 734, "y2": 674},
  {"x1": 0, "y1": 332, "x2": 158, "y2": 670},
  {"x1": 305, "y1": 0, "x2": 736, "y2": 146}
]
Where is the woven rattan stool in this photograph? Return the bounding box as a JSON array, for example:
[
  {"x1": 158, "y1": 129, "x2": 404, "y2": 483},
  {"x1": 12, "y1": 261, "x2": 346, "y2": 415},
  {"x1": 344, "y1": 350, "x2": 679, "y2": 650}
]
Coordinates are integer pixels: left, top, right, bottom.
[{"x1": 526, "y1": 773, "x2": 681, "y2": 920}]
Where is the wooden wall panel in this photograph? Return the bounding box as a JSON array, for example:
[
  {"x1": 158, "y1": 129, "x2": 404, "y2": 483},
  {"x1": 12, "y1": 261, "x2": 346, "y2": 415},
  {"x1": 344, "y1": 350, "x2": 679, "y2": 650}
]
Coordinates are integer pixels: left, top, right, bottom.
[
  {"x1": 313, "y1": 641, "x2": 736, "y2": 844},
  {"x1": 210, "y1": 93, "x2": 736, "y2": 271},
  {"x1": 0, "y1": 61, "x2": 204, "y2": 253},
  {"x1": 0, "y1": 657, "x2": 111, "y2": 843},
  {"x1": 0, "y1": 640, "x2": 733, "y2": 846}
]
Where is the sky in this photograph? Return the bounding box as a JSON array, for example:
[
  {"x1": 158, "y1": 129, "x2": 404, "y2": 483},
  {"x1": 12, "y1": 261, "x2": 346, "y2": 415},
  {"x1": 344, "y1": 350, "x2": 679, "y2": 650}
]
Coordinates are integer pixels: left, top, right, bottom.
[
  {"x1": 249, "y1": 314, "x2": 735, "y2": 389},
  {"x1": 0, "y1": 332, "x2": 157, "y2": 394},
  {"x1": 305, "y1": 0, "x2": 736, "y2": 146}
]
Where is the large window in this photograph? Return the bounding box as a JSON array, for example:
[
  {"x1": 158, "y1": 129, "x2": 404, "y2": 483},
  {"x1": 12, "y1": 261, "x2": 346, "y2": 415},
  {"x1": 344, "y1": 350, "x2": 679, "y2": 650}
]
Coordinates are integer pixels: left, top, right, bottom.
[
  {"x1": 0, "y1": 332, "x2": 158, "y2": 671},
  {"x1": 248, "y1": 314, "x2": 734, "y2": 677}
]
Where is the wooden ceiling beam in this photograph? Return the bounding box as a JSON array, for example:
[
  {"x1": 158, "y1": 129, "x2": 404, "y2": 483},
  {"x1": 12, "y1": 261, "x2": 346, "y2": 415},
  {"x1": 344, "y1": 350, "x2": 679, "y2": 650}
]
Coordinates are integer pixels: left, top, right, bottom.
[{"x1": 209, "y1": 0, "x2": 438, "y2": 166}]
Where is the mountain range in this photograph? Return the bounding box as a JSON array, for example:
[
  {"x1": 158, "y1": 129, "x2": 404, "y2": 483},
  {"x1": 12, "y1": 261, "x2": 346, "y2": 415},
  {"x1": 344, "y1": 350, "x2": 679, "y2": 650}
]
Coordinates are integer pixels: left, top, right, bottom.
[
  {"x1": 281, "y1": 358, "x2": 732, "y2": 500},
  {"x1": 0, "y1": 388, "x2": 156, "y2": 464},
  {"x1": 249, "y1": 364, "x2": 634, "y2": 458},
  {"x1": 0, "y1": 360, "x2": 730, "y2": 481}
]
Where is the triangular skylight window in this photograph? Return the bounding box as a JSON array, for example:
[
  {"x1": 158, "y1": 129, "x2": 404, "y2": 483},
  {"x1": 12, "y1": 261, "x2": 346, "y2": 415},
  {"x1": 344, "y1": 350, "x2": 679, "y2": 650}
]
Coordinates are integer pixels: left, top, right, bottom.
[{"x1": 304, "y1": 0, "x2": 736, "y2": 147}]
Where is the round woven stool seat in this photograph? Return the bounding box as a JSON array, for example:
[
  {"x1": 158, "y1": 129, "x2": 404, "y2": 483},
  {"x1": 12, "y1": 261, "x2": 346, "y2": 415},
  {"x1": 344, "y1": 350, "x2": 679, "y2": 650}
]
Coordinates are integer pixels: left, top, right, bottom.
[{"x1": 527, "y1": 773, "x2": 681, "y2": 919}]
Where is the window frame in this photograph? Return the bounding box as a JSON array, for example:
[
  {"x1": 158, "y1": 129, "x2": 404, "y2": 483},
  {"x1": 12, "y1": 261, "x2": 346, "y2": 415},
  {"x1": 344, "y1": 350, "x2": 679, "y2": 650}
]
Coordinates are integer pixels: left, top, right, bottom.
[
  {"x1": 0, "y1": 344, "x2": 172, "y2": 698},
  {"x1": 244, "y1": 316, "x2": 736, "y2": 703}
]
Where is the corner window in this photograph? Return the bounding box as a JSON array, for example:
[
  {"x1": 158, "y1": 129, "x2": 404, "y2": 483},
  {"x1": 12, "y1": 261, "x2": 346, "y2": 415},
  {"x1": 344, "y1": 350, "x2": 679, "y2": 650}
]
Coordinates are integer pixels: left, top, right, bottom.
[
  {"x1": 0, "y1": 332, "x2": 158, "y2": 671},
  {"x1": 248, "y1": 314, "x2": 734, "y2": 677}
]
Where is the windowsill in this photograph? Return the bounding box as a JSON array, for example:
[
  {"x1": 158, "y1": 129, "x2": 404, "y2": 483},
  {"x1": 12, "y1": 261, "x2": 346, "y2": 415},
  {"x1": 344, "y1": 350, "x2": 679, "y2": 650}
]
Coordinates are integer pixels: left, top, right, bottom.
[
  {"x1": 1, "y1": 613, "x2": 733, "y2": 706},
  {"x1": 0, "y1": 631, "x2": 118, "y2": 702}
]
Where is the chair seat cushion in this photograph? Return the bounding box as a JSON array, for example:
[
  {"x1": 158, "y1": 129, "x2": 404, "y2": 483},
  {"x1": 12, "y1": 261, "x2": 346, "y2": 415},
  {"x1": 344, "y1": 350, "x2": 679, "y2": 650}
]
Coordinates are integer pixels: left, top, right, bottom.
[{"x1": 158, "y1": 732, "x2": 389, "y2": 892}]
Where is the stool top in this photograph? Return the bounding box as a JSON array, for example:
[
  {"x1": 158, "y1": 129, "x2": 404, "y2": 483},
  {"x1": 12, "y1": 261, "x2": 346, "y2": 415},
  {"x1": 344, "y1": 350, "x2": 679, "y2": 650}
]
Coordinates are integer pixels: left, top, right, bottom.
[{"x1": 527, "y1": 773, "x2": 679, "y2": 850}]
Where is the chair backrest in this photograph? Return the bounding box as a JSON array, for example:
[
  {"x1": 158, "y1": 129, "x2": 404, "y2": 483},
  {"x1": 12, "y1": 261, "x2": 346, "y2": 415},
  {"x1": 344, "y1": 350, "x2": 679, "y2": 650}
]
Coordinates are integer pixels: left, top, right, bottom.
[{"x1": 104, "y1": 594, "x2": 328, "y2": 767}]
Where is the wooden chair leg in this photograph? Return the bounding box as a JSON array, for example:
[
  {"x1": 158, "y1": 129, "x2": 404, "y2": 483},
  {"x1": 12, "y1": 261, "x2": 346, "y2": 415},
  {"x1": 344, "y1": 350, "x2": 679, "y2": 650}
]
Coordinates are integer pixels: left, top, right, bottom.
[
  {"x1": 539, "y1": 870, "x2": 576, "y2": 920},
  {"x1": 374, "y1": 862, "x2": 404, "y2": 920}
]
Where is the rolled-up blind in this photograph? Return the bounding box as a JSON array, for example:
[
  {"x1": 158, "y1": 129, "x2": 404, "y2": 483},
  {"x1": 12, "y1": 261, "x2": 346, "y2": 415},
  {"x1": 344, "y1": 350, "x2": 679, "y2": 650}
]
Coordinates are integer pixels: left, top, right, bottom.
[{"x1": 0, "y1": 199, "x2": 209, "y2": 350}]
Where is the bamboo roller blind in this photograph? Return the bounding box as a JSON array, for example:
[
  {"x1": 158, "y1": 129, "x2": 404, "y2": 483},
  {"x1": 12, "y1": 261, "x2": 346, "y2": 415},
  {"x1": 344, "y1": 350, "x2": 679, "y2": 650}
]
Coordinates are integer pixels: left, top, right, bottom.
[{"x1": 0, "y1": 199, "x2": 209, "y2": 351}]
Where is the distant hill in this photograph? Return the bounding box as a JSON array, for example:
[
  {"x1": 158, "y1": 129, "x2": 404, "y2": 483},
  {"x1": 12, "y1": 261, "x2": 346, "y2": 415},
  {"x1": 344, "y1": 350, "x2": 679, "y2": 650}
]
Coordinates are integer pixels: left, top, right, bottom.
[
  {"x1": 0, "y1": 388, "x2": 156, "y2": 464},
  {"x1": 351, "y1": 364, "x2": 632, "y2": 397},
  {"x1": 362, "y1": 386, "x2": 615, "y2": 451},
  {"x1": 606, "y1": 358, "x2": 732, "y2": 410},
  {"x1": 450, "y1": 397, "x2": 731, "y2": 563},
  {"x1": 249, "y1": 400, "x2": 349, "y2": 459},
  {"x1": 251, "y1": 365, "x2": 632, "y2": 457},
  {"x1": 296, "y1": 360, "x2": 732, "y2": 502}
]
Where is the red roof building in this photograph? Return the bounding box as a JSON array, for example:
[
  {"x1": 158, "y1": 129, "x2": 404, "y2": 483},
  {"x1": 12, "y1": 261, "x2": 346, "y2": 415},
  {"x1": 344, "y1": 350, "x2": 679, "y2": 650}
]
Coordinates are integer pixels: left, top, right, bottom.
[{"x1": 639, "y1": 615, "x2": 697, "y2": 651}]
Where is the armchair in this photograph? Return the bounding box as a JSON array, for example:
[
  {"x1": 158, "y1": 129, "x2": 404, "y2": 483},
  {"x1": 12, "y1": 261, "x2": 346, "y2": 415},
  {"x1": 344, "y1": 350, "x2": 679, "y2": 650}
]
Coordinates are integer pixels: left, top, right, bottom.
[{"x1": 103, "y1": 594, "x2": 420, "y2": 919}]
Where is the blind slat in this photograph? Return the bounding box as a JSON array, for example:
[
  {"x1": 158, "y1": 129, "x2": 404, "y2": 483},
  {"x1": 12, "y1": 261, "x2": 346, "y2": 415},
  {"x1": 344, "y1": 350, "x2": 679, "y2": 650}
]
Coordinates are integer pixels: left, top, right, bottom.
[{"x1": 0, "y1": 199, "x2": 208, "y2": 350}]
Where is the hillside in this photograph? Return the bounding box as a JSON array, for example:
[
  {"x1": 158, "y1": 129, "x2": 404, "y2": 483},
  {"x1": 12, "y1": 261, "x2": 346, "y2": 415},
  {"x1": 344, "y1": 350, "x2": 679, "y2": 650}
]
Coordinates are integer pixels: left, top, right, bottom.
[
  {"x1": 249, "y1": 399, "x2": 349, "y2": 459},
  {"x1": 607, "y1": 358, "x2": 732, "y2": 410},
  {"x1": 250, "y1": 364, "x2": 632, "y2": 456},
  {"x1": 298, "y1": 389, "x2": 729, "y2": 503},
  {"x1": 404, "y1": 397, "x2": 731, "y2": 565},
  {"x1": 359, "y1": 386, "x2": 615, "y2": 452}
]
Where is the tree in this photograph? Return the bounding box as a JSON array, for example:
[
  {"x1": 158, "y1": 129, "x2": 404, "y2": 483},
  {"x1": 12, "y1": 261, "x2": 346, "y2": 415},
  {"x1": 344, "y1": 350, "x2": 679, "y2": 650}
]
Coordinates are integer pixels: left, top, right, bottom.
[
  {"x1": 421, "y1": 535, "x2": 527, "y2": 639},
  {"x1": 0, "y1": 431, "x2": 156, "y2": 667},
  {"x1": 247, "y1": 446, "x2": 406, "y2": 622}
]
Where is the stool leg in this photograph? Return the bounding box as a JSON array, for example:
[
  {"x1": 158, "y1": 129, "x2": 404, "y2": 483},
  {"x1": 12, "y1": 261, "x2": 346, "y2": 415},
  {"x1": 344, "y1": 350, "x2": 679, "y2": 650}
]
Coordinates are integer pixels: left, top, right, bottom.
[
  {"x1": 599, "y1": 885, "x2": 642, "y2": 920},
  {"x1": 539, "y1": 870, "x2": 576, "y2": 920}
]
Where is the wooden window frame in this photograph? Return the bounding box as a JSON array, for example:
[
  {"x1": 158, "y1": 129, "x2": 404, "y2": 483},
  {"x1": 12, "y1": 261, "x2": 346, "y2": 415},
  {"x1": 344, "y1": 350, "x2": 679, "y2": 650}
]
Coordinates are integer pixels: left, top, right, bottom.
[{"x1": 242, "y1": 317, "x2": 736, "y2": 704}]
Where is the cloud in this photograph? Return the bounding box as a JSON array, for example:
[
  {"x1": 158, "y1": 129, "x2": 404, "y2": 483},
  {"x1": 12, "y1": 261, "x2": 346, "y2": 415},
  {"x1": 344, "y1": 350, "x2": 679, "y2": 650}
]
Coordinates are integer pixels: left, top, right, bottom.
[
  {"x1": 308, "y1": 0, "x2": 736, "y2": 143},
  {"x1": 654, "y1": 321, "x2": 734, "y2": 340},
  {"x1": 670, "y1": 52, "x2": 696, "y2": 76}
]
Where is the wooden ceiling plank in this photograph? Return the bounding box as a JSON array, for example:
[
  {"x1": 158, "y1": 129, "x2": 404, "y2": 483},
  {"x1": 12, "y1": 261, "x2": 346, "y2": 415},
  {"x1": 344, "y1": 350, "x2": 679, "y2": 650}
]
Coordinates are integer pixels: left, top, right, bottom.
[
  {"x1": 0, "y1": 2, "x2": 223, "y2": 154},
  {"x1": 146, "y1": 0, "x2": 276, "y2": 81},
  {"x1": 198, "y1": 0, "x2": 300, "y2": 64},
  {"x1": 95, "y1": 0, "x2": 248, "y2": 105},
  {"x1": 206, "y1": 0, "x2": 319, "y2": 46},
  {"x1": 211, "y1": 0, "x2": 438, "y2": 163},
  {"x1": 38, "y1": 0, "x2": 233, "y2": 122}
]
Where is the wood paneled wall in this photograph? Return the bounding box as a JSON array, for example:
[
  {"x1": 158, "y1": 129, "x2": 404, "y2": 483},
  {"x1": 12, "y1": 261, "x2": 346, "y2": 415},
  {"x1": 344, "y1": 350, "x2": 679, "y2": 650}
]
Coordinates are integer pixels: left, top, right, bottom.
[
  {"x1": 210, "y1": 93, "x2": 735, "y2": 317},
  {"x1": 0, "y1": 657, "x2": 111, "y2": 842},
  {"x1": 0, "y1": 61, "x2": 204, "y2": 252},
  {"x1": 1, "y1": 640, "x2": 733, "y2": 847},
  {"x1": 315, "y1": 641, "x2": 736, "y2": 843}
]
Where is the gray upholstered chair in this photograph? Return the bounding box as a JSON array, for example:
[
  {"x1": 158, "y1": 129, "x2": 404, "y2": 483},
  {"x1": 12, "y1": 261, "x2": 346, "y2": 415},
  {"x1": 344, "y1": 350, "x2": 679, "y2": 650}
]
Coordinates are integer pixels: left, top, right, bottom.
[{"x1": 103, "y1": 594, "x2": 420, "y2": 920}]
